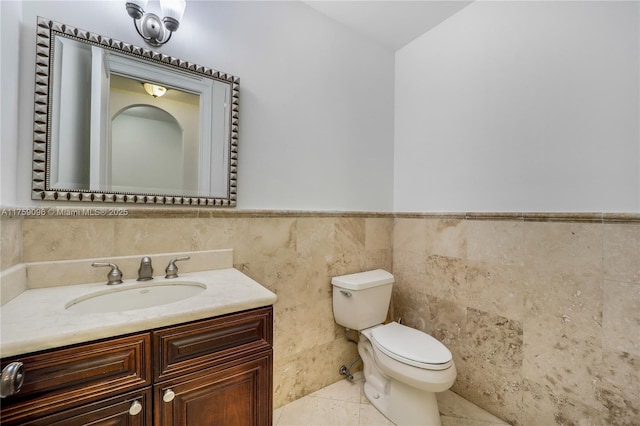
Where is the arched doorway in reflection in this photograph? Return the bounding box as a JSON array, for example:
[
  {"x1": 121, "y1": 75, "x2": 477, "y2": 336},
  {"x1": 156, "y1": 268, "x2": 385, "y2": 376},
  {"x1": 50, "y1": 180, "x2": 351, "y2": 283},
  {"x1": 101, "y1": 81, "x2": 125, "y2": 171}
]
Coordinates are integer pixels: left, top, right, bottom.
[{"x1": 111, "y1": 105, "x2": 184, "y2": 194}]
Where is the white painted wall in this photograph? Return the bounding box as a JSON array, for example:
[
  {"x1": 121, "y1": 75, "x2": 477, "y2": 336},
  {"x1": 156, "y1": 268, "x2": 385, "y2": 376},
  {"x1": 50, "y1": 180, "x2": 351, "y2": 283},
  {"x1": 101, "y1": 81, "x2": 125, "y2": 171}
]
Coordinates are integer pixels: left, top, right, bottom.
[
  {"x1": 2, "y1": 1, "x2": 395, "y2": 211},
  {"x1": 394, "y1": 1, "x2": 640, "y2": 212},
  {"x1": 4, "y1": 1, "x2": 637, "y2": 213},
  {"x1": 0, "y1": 1, "x2": 22, "y2": 207}
]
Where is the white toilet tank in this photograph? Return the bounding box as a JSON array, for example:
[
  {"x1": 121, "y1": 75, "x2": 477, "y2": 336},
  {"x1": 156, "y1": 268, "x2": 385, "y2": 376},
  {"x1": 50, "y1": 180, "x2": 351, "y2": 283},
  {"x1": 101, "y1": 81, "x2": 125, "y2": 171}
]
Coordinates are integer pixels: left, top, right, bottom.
[{"x1": 331, "y1": 269, "x2": 394, "y2": 331}]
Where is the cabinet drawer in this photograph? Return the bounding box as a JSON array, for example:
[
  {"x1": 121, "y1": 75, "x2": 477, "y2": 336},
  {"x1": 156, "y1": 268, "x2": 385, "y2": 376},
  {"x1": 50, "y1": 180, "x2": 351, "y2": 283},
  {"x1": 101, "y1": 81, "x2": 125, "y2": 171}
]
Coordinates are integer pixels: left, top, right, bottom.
[
  {"x1": 18, "y1": 388, "x2": 152, "y2": 426},
  {"x1": 154, "y1": 306, "x2": 273, "y2": 382},
  {"x1": 0, "y1": 333, "x2": 151, "y2": 424}
]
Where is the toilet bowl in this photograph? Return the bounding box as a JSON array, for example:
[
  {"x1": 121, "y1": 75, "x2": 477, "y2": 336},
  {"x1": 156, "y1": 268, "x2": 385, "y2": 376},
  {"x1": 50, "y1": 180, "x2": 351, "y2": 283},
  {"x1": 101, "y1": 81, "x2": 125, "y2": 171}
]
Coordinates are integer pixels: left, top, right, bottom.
[
  {"x1": 359, "y1": 323, "x2": 456, "y2": 425},
  {"x1": 366, "y1": 322, "x2": 456, "y2": 391},
  {"x1": 331, "y1": 270, "x2": 457, "y2": 426}
]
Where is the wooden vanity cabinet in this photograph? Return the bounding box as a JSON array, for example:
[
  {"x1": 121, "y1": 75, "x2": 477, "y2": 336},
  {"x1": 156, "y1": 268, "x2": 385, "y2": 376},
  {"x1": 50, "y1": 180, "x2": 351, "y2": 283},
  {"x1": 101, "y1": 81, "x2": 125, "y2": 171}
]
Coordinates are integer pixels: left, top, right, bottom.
[{"x1": 0, "y1": 306, "x2": 273, "y2": 426}]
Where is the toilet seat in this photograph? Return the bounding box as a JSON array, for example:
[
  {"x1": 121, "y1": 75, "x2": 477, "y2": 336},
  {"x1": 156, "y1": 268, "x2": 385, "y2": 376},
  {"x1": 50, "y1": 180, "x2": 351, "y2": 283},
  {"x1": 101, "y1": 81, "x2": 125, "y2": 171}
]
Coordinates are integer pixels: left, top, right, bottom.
[{"x1": 369, "y1": 322, "x2": 453, "y2": 371}]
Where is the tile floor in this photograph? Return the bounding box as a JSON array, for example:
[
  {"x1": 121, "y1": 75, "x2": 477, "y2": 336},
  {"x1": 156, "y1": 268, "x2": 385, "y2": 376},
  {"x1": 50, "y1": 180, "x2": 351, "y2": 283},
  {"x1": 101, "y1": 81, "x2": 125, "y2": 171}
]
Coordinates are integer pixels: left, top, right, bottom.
[{"x1": 273, "y1": 373, "x2": 509, "y2": 426}]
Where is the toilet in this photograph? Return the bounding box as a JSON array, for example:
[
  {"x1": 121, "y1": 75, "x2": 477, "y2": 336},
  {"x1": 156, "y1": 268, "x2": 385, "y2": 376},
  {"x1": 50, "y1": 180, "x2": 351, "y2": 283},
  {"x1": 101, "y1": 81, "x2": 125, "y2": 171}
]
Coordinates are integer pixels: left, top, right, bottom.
[{"x1": 331, "y1": 269, "x2": 456, "y2": 426}]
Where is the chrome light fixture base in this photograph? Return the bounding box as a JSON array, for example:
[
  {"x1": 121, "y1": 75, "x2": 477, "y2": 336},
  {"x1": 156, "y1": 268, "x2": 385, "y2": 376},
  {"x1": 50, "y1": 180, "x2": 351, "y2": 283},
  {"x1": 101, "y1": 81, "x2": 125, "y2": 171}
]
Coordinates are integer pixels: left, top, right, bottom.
[
  {"x1": 125, "y1": 1, "x2": 184, "y2": 47},
  {"x1": 136, "y1": 12, "x2": 170, "y2": 47}
]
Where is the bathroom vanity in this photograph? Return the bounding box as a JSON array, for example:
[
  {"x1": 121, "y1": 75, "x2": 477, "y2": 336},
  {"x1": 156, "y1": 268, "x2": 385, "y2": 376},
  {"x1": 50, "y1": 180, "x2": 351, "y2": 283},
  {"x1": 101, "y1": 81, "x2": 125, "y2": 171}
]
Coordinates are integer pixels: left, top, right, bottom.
[
  {"x1": 1, "y1": 307, "x2": 272, "y2": 425},
  {"x1": 0, "y1": 260, "x2": 276, "y2": 426}
]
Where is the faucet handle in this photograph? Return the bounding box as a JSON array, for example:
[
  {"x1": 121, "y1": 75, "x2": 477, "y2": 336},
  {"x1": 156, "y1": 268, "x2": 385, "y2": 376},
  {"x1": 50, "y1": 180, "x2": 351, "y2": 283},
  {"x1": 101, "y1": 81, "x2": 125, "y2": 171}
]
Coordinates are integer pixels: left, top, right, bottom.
[
  {"x1": 165, "y1": 256, "x2": 190, "y2": 279},
  {"x1": 92, "y1": 262, "x2": 123, "y2": 285}
]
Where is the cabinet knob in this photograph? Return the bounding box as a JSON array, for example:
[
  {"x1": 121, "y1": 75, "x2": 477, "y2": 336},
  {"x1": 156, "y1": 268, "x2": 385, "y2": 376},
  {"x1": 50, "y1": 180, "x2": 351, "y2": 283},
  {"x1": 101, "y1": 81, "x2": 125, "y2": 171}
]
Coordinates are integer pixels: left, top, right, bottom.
[
  {"x1": 129, "y1": 400, "x2": 143, "y2": 416},
  {"x1": 1, "y1": 362, "x2": 25, "y2": 398},
  {"x1": 163, "y1": 388, "x2": 175, "y2": 403}
]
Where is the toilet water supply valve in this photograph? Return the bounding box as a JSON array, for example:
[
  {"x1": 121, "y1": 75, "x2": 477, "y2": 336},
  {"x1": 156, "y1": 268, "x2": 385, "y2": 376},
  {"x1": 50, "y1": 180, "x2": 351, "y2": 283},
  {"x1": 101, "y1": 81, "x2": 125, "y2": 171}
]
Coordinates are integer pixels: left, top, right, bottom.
[
  {"x1": 1, "y1": 362, "x2": 25, "y2": 398},
  {"x1": 339, "y1": 365, "x2": 354, "y2": 381},
  {"x1": 339, "y1": 356, "x2": 360, "y2": 382}
]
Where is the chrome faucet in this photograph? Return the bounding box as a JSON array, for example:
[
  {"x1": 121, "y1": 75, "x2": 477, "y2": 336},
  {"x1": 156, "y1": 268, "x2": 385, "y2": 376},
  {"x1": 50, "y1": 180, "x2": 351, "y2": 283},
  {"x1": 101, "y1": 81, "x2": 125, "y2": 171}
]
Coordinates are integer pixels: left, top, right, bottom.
[{"x1": 137, "y1": 256, "x2": 153, "y2": 281}]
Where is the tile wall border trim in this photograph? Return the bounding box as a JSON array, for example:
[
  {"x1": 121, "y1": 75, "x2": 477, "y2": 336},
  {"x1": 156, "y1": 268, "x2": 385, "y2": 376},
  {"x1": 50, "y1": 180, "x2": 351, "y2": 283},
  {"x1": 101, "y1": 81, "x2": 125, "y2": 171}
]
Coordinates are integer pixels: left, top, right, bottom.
[
  {"x1": 395, "y1": 212, "x2": 640, "y2": 223},
  {"x1": 2, "y1": 208, "x2": 639, "y2": 223}
]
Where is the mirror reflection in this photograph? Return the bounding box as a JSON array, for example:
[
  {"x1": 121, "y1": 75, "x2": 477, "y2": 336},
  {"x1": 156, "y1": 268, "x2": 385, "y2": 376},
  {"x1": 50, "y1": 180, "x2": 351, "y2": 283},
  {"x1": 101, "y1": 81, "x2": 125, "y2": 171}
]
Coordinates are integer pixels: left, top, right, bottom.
[
  {"x1": 32, "y1": 17, "x2": 239, "y2": 206},
  {"x1": 111, "y1": 105, "x2": 188, "y2": 195}
]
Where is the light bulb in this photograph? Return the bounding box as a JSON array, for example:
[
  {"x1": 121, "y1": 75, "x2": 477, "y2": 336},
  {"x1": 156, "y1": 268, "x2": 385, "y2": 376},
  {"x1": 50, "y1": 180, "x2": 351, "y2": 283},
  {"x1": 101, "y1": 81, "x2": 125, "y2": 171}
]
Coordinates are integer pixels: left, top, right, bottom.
[
  {"x1": 161, "y1": 0, "x2": 186, "y2": 32},
  {"x1": 143, "y1": 83, "x2": 168, "y2": 98}
]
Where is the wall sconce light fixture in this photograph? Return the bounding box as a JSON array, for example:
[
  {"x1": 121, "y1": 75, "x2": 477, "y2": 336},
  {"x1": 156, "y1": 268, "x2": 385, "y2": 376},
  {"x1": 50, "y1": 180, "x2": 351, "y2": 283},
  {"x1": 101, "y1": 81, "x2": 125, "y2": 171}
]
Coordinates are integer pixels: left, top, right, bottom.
[{"x1": 125, "y1": 0, "x2": 186, "y2": 47}]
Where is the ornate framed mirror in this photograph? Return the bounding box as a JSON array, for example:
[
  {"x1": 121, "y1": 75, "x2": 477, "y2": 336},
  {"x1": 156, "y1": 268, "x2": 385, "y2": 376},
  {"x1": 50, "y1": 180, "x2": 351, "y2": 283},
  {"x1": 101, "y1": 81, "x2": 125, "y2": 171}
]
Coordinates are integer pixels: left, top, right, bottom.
[{"x1": 32, "y1": 17, "x2": 239, "y2": 206}]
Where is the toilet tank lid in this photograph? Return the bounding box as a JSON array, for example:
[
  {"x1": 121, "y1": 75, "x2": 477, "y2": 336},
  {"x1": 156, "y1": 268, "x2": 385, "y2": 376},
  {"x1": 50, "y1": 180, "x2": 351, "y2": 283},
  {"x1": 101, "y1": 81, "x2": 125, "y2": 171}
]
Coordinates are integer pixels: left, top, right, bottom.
[{"x1": 331, "y1": 269, "x2": 394, "y2": 290}]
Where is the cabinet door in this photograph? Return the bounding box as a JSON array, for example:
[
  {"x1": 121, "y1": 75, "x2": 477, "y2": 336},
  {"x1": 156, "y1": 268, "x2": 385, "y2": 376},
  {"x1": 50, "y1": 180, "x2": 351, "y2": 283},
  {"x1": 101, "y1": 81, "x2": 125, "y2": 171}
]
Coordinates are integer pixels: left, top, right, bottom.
[
  {"x1": 155, "y1": 351, "x2": 272, "y2": 426},
  {"x1": 17, "y1": 388, "x2": 151, "y2": 426}
]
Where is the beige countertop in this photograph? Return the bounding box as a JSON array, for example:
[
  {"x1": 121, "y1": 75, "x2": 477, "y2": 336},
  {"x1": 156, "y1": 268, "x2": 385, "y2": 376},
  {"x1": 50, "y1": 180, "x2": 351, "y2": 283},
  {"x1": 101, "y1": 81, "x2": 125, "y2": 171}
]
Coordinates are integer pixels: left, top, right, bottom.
[{"x1": 0, "y1": 268, "x2": 277, "y2": 358}]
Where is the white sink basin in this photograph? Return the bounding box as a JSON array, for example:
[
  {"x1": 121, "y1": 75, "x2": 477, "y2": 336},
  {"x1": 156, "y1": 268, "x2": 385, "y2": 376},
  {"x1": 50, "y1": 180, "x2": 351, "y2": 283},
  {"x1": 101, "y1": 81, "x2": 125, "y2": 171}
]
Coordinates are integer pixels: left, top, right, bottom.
[{"x1": 65, "y1": 281, "x2": 206, "y2": 313}]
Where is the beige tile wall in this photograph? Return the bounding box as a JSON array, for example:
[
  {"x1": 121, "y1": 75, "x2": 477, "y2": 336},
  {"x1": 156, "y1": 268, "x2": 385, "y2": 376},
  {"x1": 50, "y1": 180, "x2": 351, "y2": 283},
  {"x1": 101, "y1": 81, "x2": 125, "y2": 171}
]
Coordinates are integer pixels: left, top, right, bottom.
[
  {"x1": 5, "y1": 212, "x2": 393, "y2": 409},
  {"x1": 0, "y1": 216, "x2": 22, "y2": 270},
  {"x1": 392, "y1": 216, "x2": 640, "y2": 426},
  {"x1": 2, "y1": 211, "x2": 638, "y2": 424}
]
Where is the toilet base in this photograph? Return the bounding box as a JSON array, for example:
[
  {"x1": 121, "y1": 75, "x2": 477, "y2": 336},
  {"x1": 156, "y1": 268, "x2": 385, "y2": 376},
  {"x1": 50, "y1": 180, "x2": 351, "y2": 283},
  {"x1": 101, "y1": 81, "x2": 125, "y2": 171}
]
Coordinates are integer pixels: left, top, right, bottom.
[
  {"x1": 363, "y1": 381, "x2": 390, "y2": 419},
  {"x1": 358, "y1": 327, "x2": 453, "y2": 426},
  {"x1": 364, "y1": 379, "x2": 441, "y2": 426}
]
